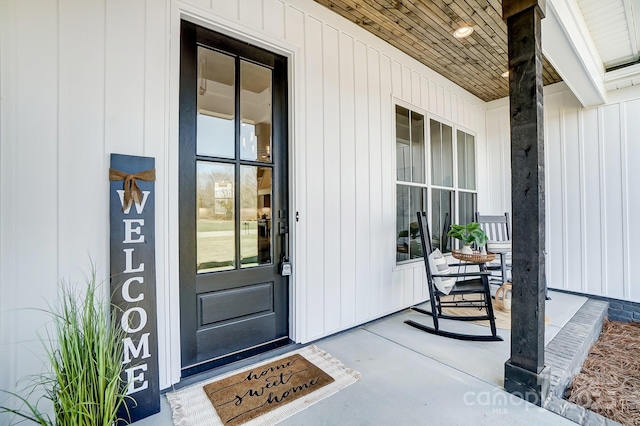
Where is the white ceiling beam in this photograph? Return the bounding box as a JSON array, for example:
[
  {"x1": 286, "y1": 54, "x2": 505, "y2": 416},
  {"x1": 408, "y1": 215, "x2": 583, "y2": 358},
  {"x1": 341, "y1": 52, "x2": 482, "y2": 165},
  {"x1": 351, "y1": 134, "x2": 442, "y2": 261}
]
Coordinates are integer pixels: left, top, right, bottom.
[{"x1": 542, "y1": 0, "x2": 607, "y2": 107}]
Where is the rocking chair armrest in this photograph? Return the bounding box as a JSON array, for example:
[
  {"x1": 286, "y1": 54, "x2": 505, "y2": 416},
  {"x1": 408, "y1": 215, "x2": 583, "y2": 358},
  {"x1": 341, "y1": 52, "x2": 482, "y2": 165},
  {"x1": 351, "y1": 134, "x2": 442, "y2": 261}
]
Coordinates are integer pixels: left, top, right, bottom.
[
  {"x1": 432, "y1": 271, "x2": 492, "y2": 278},
  {"x1": 447, "y1": 262, "x2": 486, "y2": 267}
]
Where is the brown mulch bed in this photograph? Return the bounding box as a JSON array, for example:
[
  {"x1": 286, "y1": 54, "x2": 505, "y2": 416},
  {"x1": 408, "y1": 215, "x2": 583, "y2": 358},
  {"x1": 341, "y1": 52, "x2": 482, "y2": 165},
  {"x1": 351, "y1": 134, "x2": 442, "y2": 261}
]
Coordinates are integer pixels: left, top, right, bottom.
[{"x1": 566, "y1": 319, "x2": 640, "y2": 425}]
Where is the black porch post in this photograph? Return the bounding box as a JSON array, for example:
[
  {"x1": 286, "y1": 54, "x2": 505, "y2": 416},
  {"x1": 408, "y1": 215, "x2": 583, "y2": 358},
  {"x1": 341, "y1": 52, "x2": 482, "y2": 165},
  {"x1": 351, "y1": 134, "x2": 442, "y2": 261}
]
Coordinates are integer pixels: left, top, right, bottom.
[{"x1": 502, "y1": 0, "x2": 549, "y2": 406}]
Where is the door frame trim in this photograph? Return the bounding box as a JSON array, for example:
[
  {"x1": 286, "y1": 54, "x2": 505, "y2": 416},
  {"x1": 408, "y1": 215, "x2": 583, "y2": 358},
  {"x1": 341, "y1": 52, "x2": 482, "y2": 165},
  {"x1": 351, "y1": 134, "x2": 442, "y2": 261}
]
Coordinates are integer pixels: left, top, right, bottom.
[{"x1": 166, "y1": 5, "x2": 303, "y2": 388}]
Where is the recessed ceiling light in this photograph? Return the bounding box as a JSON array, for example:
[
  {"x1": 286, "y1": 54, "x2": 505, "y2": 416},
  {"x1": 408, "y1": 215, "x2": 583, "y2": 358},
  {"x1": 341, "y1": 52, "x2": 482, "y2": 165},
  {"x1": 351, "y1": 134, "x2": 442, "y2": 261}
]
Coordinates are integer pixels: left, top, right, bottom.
[
  {"x1": 453, "y1": 26, "x2": 474, "y2": 39},
  {"x1": 501, "y1": 70, "x2": 509, "y2": 78}
]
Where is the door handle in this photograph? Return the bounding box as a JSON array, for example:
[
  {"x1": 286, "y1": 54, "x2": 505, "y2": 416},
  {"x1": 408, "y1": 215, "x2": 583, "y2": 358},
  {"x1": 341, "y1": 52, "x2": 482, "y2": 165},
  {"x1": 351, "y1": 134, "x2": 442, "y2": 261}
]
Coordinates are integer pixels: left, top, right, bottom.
[{"x1": 278, "y1": 209, "x2": 291, "y2": 276}]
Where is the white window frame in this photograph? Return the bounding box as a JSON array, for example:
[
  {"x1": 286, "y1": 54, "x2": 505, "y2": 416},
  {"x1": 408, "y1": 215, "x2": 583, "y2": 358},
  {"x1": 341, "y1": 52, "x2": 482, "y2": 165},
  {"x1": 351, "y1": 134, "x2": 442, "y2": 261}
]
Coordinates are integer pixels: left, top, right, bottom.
[{"x1": 394, "y1": 101, "x2": 478, "y2": 266}]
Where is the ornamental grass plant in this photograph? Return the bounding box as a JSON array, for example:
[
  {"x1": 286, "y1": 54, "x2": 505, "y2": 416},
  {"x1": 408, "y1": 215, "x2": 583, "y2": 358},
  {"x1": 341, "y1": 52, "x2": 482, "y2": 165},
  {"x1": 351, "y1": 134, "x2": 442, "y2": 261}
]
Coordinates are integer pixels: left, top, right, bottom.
[{"x1": 1, "y1": 268, "x2": 130, "y2": 425}]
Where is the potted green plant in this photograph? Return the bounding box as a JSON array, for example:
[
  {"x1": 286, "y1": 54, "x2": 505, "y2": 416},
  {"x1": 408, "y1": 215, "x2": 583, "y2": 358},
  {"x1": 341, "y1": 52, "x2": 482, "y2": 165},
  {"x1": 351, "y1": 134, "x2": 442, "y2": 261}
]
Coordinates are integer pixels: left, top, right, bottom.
[
  {"x1": 1, "y1": 267, "x2": 130, "y2": 425},
  {"x1": 447, "y1": 222, "x2": 488, "y2": 254}
]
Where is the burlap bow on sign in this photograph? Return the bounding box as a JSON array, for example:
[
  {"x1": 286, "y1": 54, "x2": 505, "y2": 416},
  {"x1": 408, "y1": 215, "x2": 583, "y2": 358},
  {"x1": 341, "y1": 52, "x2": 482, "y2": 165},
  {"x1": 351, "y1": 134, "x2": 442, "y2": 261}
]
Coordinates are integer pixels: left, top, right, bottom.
[{"x1": 109, "y1": 168, "x2": 156, "y2": 211}]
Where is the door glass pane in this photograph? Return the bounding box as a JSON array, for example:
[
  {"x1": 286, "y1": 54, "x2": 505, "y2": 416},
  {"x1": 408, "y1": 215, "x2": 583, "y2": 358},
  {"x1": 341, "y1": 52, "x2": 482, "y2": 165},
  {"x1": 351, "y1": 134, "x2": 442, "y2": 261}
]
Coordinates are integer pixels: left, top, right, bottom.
[
  {"x1": 396, "y1": 106, "x2": 410, "y2": 181},
  {"x1": 197, "y1": 48, "x2": 235, "y2": 158},
  {"x1": 197, "y1": 162, "x2": 235, "y2": 273},
  {"x1": 240, "y1": 165, "x2": 272, "y2": 267},
  {"x1": 241, "y1": 61, "x2": 272, "y2": 162},
  {"x1": 411, "y1": 111, "x2": 425, "y2": 183},
  {"x1": 396, "y1": 185, "x2": 425, "y2": 262},
  {"x1": 431, "y1": 119, "x2": 453, "y2": 187},
  {"x1": 459, "y1": 192, "x2": 477, "y2": 226},
  {"x1": 457, "y1": 130, "x2": 476, "y2": 190},
  {"x1": 431, "y1": 189, "x2": 454, "y2": 253}
]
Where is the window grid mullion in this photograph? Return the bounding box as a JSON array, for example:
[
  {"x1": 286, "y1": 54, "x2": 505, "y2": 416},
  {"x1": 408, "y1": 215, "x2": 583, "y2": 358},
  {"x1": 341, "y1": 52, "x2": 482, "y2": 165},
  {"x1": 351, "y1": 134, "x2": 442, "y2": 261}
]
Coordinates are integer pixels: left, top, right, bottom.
[{"x1": 395, "y1": 107, "x2": 477, "y2": 264}]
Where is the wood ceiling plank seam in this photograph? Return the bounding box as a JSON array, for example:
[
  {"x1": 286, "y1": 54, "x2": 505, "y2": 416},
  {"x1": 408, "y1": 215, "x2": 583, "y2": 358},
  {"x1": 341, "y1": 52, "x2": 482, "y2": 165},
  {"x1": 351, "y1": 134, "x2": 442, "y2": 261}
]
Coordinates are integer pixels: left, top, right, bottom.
[
  {"x1": 396, "y1": 0, "x2": 506, "y2": 84},
  {"x1": 315, "y1": 0, "x2": 491, "y2": 96},
  {"x1": 313, "y1": 0, "x2": 365, "y2": 24},
  {"x1": 447, "y1": 0, "x2": 507, "y2": 58},
  {"x1": 342, "y1": 1, "x2": 466, "y2": 68},
  {"x1": 315, "y1": 0, "x2": 563, "y2": 101},
  {"x1": 465, "y1": 0, "x2": 508, "y2": 41},
  {"x1": 378, "y1": 0, "x2": 508, "y2": 92},
  {"x1": 484, "y1": 0, "x2": 502, "y2": 16},
  {"x1": 407, "y1": 0, "x2": 509, "y2": 82},
  {"x1": 427, "y1": 0, "x2": 507, "y2": 62},
  {"x1": 456, "y1": 0, "x2": 507, "y2": 40},
  {"x1": 313, "y1": 0, "x2": 441, "y2": 63},
  {"x1": 541, "y1": 57, "x2": 562, "y2": 85},
  {"x1": 446, "y1": 1, "x2": 509, "y2": 68},
  {"x1": 353, "y1": 0, "x2": 505, "y2": 96},
  {"x1": 364, "y1": 0, "x2": 491, "y2": 69},
  {"x1": 411, "y1": 1, "x2": 564, "y2": 91},
  {"x1": 460, "y1": 0, "x2": 508, "y2": 42},
  {"x1": 474, "y1": 0, "x2": 565, "y2": 89},
  {"x1": 542, "y1": 56, "x2": 563, "y2": 82}
]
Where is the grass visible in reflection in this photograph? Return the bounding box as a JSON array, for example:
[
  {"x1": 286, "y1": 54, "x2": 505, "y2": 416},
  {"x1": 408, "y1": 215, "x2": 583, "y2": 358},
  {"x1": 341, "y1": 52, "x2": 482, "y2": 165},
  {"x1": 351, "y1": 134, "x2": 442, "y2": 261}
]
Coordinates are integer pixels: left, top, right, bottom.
[
  {"x1": 198, "y1": 234, "x2": 268, "y2": 273},
  {"x1": 197, "y1": 219, "x2": 258, "y2": 233}
]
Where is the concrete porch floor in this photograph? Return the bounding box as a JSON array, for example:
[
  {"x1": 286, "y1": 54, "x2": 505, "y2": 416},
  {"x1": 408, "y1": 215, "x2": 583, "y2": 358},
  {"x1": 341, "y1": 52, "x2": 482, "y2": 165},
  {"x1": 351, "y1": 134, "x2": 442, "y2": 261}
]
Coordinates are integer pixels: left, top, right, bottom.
[{"x1": 139, "y1": 290, "x2": 588, "y2": 425}]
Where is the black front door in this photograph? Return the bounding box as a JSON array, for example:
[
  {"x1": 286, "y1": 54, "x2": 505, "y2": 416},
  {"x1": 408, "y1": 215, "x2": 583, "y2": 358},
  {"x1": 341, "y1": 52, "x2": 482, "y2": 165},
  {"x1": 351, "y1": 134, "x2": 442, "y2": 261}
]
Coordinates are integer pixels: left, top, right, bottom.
[{"x1": 179, "y1": 21, "x2": 290, "y2": 374}]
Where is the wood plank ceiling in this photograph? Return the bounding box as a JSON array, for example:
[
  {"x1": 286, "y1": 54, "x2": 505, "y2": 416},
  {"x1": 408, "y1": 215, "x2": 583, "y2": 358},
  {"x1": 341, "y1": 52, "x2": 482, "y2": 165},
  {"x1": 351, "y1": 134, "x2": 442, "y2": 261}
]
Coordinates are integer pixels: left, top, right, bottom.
[{"x1": 314, "y1": 0, "x2": 563, "y2": 102}]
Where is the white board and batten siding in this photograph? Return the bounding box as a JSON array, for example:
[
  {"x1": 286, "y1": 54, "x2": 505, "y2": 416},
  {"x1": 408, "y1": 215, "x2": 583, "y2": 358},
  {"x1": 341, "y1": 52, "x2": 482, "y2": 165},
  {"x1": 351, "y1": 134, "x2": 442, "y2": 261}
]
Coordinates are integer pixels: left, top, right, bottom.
[
  {"x1": 0, "y1": 0, "x2": 486, "y2": 395},
  {"x1": 486, "y1": 82, "x2": 640, "y2": 304},
  {"x1": 181, "y1": 0, "x2": 488, "y2": 340}
]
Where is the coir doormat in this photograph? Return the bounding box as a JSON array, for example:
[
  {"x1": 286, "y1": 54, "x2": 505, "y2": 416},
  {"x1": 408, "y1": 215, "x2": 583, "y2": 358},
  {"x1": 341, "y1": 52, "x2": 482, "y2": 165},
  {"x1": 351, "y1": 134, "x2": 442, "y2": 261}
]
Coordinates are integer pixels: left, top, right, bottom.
[{"x1": 166, "y1": 345, "x2": 360, "y2": 426}]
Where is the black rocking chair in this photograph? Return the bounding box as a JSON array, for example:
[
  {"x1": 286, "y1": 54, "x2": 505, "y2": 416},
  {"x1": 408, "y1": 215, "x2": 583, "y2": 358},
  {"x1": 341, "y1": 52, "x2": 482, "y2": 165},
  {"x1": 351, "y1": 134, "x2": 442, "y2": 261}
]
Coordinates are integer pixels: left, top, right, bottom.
[{"x1": 404, "y1": 212, "x2": 503, "y2": 342}]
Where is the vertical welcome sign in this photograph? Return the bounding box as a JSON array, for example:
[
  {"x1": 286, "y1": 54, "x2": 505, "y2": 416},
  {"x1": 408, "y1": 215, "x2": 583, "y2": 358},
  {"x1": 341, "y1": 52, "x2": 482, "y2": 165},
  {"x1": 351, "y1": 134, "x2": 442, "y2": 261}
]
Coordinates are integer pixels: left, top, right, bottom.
[{"x1": 109, "y1": 153, "x2": 160, "y2": 423}]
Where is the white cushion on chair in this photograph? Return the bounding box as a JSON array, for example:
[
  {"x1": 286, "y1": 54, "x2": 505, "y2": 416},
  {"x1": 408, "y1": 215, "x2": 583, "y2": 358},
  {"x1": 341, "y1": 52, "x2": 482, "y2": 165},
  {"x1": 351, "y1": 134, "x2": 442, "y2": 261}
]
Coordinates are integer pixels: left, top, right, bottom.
[
  {"x1": 428, "y1": 249, "x2": 456, "y2": 295},
  {"x1": 487, "y1": 240, "x2": 512, "y2": 253}
]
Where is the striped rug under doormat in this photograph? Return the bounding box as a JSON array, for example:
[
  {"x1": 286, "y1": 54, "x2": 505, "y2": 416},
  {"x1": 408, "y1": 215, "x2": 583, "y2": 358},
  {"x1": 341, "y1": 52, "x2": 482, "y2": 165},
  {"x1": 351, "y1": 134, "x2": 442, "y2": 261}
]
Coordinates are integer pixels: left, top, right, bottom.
[{"x1": 166, "y1": 345, "x2": 361, "y2": 426}]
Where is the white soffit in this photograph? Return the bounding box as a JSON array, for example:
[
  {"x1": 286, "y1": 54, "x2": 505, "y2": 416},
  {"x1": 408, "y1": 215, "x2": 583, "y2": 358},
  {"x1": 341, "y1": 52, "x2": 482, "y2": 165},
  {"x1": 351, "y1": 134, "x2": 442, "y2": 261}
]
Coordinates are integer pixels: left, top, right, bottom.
[
  {"x1": 543, "y1": 0, "x2": 607, "y2": 107},
  {"x1": 577, "y1": 0, "x2": 637, "y2": 68},
  {"x1": 602, "y1": 0, "x2": 640, "y2": 90}
]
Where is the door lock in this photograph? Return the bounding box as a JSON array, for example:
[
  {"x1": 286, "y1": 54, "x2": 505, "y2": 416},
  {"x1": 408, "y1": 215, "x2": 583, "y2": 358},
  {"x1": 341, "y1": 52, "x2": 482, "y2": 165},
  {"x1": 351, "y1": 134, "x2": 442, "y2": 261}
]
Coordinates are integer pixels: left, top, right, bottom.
[{"x1": 280, "y1": 261, "x2": 292, "y2": 276}]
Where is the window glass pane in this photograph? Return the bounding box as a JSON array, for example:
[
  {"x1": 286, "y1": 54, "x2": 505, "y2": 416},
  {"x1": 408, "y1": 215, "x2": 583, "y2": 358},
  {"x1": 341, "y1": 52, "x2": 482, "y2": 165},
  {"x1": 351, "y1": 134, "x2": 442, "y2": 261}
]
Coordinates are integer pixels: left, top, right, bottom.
[
  {"x1": 396, "y1": 185, "x2": 410, "y2": 262},
  {"x1": 457, "y1": 130, "x2": 476, "y2": 190},
  {"x1": 396, "y1": 185, "x2": 425, "y2": 261},
  {"x1": 430, "y1": 120, "x2": 453, "y2": 187},
  {"x1": 430, "y1": 120, "x2": 442, "y2": 185},
  {"x1": 442, "y1": 124, "x2": 453, "y2": 187},
  {"x1": 466, "y1": 134, "x2": 476, "y2": 190},
  {"x1": 240, "y1": 61, "x2": 272, "y2": 162},
  {"x1": 431, "y1": 189, "x2": 454, "y2": 253},
  {"x1": 240, "y1": 165, "x2": 272, "y2": 268},
  {"x1": 409, "y1": 187, "x2": 426, "y2": 259},
  {"x1": 411, "y1": 111, "x2": 425, "y2": 183},
  {"x1": 396, "y1": 106, "x2": 410, "y2": 181},
  {"x1": 197, "y1": 47, "x2": 235, "y2": 158},
  {"x1": 197, "y1": 162, "x2": 235, "y2": 273},
  {"x1": 459, "y1": 192, "x2": 477, "y2": 226}
]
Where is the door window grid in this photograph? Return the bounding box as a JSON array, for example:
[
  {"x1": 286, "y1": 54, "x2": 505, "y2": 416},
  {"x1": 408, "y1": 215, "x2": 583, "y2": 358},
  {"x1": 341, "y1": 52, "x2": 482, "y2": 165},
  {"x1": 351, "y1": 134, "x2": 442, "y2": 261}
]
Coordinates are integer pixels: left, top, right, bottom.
[
  {"x1": 395, "y1": 105, "x2": 478, "y2": 264},
  {"x1": 196, "y1": 47, "x2": 275, "y2": 274}
]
